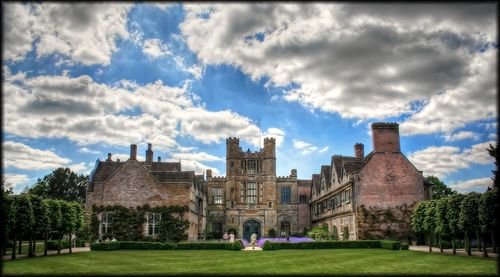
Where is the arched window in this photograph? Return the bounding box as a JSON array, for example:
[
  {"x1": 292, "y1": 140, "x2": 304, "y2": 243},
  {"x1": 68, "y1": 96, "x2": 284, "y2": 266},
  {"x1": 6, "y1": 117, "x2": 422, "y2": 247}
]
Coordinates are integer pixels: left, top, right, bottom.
[{"x1": 100, "y1": 212, "x2": 111, "y2": 237}]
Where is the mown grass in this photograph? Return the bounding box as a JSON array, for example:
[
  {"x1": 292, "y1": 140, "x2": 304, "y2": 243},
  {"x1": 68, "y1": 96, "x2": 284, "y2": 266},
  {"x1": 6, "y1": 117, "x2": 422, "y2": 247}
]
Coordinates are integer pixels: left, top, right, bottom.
[{"x1": 2, "y1": 249, "x2": 497, "y2": 275}]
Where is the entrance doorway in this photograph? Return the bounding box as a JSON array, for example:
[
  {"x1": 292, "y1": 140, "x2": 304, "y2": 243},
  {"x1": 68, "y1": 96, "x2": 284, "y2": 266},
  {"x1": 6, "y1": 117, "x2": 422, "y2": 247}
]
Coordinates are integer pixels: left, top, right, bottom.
[{"x1": 243, "y1": 220, "x2": 261, "y2": 242}]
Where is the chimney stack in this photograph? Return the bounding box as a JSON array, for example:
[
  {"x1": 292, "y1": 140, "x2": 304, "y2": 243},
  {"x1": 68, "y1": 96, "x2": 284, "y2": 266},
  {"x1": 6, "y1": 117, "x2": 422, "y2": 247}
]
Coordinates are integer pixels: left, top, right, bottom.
[
  {"x1": 371, "y1": 122, "x2": 401, "y2": 153},
  {"x1": 106, "y1": 153, "x2": 112, "y2": 161},
  {"x1": 146, "y1": 143, "x2": 153, "y2": 163},
  {"x1": 354, "y1": 143, "x2": 364, "y2": 158},
  {"x1": 157, "y1": 156, "x2": 161, "y2": 162},
  {"x1": 130, "y1": 144, "x2": 137, "y2": 160},
  {"x1": 206, "y1": 169, "x2": 212, "y2": 179},
  {"x1": 117, "y1": 159, "x2": 120, "y2": 162}
]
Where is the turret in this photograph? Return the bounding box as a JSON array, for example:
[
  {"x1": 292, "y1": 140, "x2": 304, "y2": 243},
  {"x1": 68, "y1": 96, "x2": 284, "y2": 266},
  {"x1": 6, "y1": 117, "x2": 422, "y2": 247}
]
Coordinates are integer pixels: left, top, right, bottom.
[{"x1": 146, "y1": 143, "x2": 153, "y2": 163}]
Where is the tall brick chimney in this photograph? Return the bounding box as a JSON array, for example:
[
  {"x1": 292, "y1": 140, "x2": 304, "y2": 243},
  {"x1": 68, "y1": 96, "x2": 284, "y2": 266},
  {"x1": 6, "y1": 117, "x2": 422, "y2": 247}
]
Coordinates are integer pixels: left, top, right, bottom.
[
  {"x1": 146, "y1": 143, "x2": 153, "y2": 163},
  {"x1": 130, "y1": 144, "x2": 137, "y2": 160},
  {"x1": 106, "y1": 153, "x2": 112, "y2": 161},
  {"x1": 354, "y1": 143, "x2": 364, "y2": 158},
  {"x1": 371, "y1": 122, "x2": 401, "y2": 153}
]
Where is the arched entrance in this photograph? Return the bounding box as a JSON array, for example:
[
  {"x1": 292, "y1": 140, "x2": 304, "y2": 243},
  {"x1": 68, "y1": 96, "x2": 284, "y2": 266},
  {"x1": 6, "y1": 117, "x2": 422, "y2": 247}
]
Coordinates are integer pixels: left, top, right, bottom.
[{"x1": 243, "y1": 220, "x2": 261, "y2": 242}]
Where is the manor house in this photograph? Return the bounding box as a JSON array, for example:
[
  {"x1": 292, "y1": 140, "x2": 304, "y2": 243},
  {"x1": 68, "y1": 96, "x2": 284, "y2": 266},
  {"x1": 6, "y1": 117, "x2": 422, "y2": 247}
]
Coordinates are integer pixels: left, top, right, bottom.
[{"x1": 86, "y1": 122, "x2": 430, "y2": 242}]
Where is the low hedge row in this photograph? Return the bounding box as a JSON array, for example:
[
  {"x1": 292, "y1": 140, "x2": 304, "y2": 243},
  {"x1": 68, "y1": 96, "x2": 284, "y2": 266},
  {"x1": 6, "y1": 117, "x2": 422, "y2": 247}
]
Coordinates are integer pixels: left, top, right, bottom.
[
  {"x1": 90, "y1": 241, "x2": 242, "y2": 251},
  {"x1": 264, "y1": 240, "x2": 403, "y2": 250}
]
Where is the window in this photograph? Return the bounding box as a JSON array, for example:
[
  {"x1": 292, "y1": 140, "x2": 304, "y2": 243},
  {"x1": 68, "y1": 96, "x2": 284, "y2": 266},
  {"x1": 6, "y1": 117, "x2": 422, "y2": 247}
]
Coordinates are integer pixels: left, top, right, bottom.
[
  {"x1": 336, "y1": 193, "x2": 341, "y2": 207},
  {"x1": 147, "y1": 212, "x2": 161, "y2": 236},
  {"x1": 268, "y1": 201, "x2": 272, "y2": 208},
  {"x1": 280, "y1": 221, "x2": 291, "y2": 237},
  {"x1": 100, "y1": 212, "x2": 111, "y2": 236},
  {"x1": 213, "y1": 222, "x2": 223, "y2": 234},
  {"x1": 247, "y1": 182, "x2": 257, "y2": 203},
  {"x1": 299, "y1": 194, "x2": 308, "y2": 204},
  {"x1": 345, "y1": 189, "x2": 351, "y2": 204},
  {"x1": 240, "y1": 183, "x2": 245, "y2": 203},
  {"x1": 231, "y1": 201, "x2": 235, "y2": 208},
  {"x1": 281, "y1": 187, "x2": 291, "y2": 204},
  {"x1": 213, "y1": 187, "x2": 223, "y2": 204}
]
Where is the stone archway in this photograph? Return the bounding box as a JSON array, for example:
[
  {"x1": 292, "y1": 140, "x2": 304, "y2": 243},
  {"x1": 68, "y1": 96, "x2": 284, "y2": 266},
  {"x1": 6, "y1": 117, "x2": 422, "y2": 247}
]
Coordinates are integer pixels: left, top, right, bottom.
[{"x1": 243, "y1": 220, "x2": 261, "y2": 242}]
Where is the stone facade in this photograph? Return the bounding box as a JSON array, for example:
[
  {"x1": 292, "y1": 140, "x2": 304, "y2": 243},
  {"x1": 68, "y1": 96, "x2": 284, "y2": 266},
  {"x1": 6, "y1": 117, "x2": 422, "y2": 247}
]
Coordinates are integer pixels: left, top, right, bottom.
[
  {"x1": 206, "y1": 137, "x2": 309, "y2": 242},
  {"x1": 86, "y1": 143, "x2": 207, "y2": 241},
  {"x1": 310, "y1": 122, "x2": 430, "y2": 241}
]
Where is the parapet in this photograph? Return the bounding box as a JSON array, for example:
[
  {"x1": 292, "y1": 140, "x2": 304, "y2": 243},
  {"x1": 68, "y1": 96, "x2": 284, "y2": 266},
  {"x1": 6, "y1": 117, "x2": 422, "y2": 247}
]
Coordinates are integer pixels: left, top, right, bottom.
[
  {"x1": 226, "y1": 137, "x2": 240, "y2": 144},
  {"x1": 264, "y1": 137, "x2": 276, "y2": 143},
  {"x1": 371, "y1": 122, "x2": 399, "y2": 129}
]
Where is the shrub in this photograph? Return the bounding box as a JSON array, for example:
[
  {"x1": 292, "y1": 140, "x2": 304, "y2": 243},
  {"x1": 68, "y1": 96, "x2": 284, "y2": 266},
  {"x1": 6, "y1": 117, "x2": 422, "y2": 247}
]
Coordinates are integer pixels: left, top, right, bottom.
[
  {"x1": 262, "y1": 240, "x2": 272, "y2": 250},
  {"x1": 176, "y1": 242, "x2": 233, "y2": 250},
  {"x1": 400, "y1": 243, "x2": 409, "y2": 250},
  {"x1": 268, "y1": 228, "x2": 277, "y2": 238},
  {"x1": 380, "y1": 240, "x2": 401, "y2": 250},
  {"x1": 90, "y1": 242, "x2": 120, "y2": 251},
  {"x1": 47, "y1": 240, "x2": 70, "y2": 250},
  {"x1": 232, "y1": 241, "x2": 242, "y2": 251}
]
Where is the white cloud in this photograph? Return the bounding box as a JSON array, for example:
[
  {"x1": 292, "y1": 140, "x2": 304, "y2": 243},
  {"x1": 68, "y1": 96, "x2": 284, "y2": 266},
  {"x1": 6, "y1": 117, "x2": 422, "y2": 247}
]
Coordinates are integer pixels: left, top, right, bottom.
[
  {"x1": 79, "y1": 147, "x2": 101, "y2": 154},
  {"x1": 3, "y1": 173, "x2": 31, "y2": 193},
  {"x1": 180, "y1": 3, "x2": 496, "y2": 135},
  {"x1": 262, "y1": 128, "x2": 285, "y2": 147},
  {"x1": 3, "y1": 3, "x2": 132, "y2": 65},
  {"x1": 142, "y1": 38, "x2": 172, "y2": 59},
  {"x1": 3, "y1": 72, "x2": 267, "y2": 150},
  {"x1": 68, "y1": 162, "x2": 94, "y2": 175},
  {"x1": 171, "y1": 152, "x2": 224, "y2": 162},
  {"x1": 449, "y1": 177, "x2": 493, "y2": 192},
  {"x1": 292, "y1": 139, "x2": 328, "y2": 155},
  {"x1": 3, "y1": 141, "x2": 72, "y2": 170},
  {"x1": 442, "y1": 131, "x2": 480, "y2": 142},
  {"x1": 107, "y1": 153, "x2": 145, "y2": 162},
  {"x1": 407, "y1": 140, "x2": 495, "y2": 178}
]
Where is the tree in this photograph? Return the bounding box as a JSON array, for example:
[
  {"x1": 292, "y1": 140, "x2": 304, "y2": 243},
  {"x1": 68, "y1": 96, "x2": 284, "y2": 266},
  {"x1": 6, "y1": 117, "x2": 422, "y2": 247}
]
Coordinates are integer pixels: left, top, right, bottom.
[
  {"x1": 1, "y1": 195, "x2": 16, "y2": 255},
  {"x1": 12, "y1": 194, "x2": 35, "y2": 259},
  {"x1": 28, "y1": 168, "x2": 88, "y2": 204},
  {"x1": 446, "y1": 193, "x2": 465, "y2": 254},
  {"x1": 486, "y1": 143, "x2": 497, "y2": 188},
  {"x1": 435, "y1": 197, "x2": 449, "y2": 253},
  {"x1": 459, "y1": 192, "x2": 481, "y2": 256},
  {"x1": 479, "y1": 188, "x2": 497, "y2": 256},
  {"x1": 46, "y1": 199, "x2": 62, "y2": 255},
  {"x1": 411, "y1": 200, "x2": 427, "y2": 246},
  {"x1": 423, "y1": 200, "x2": 437, "y2": 252},
  {"x1": 425, "y1": 176, "x2": 456, "y2": 199},
  {"x1": 60, "y1": 201, "x2": 77, "y2": 254},
  {"x1": 28, "y1": 195, "x2": 50, "y2": 257}
]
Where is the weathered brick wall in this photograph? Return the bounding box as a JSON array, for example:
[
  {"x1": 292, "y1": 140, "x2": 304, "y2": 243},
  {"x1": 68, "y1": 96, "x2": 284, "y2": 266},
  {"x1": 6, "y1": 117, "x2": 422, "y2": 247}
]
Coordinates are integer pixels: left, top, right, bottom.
[
  {"x1": 355, "y1": 153, "x2": 424, "y2": 239},
  {"x1": 297, "y1": 184, "x2": 311, "y2": 232}
]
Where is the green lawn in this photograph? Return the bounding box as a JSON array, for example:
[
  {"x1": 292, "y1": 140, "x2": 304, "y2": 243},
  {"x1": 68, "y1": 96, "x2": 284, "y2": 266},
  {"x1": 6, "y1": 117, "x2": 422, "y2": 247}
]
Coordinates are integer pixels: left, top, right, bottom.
[{"x1": 2, "y1": 249, "x2": 497, "y2": 275}]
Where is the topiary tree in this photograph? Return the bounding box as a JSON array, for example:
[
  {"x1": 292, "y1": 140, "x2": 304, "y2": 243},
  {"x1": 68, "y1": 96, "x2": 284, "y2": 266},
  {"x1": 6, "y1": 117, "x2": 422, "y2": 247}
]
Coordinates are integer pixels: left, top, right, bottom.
[
  {"x1": 12, "y1": 194, "x2": 35, "y2": 259},
  {"x1": 29, "y1": 195, "x2": 51, "y2": 256},
  {"x1": 331, "y1": 225, "x2": 339, "y2": 241},
  {"x1": 411, "y1": 200, "x2": 427, "y2": 247},
  {"x1": 268, "y1": 228, "x2": 277, "y2": 238},
  {"x1": 59, "y1": 200, "x2": 75, "y2": 254},
  {"x1": 423, "y1": 200, "x2": 437, "y2": 252},
  {"x1": 479, "y1": 188, "x2": 497, "y2": 257},
  {"x1": 70, "y1": 202, "x2": 83, "y2": 252},
  {"x1": 435, "y1": 197, "x2": 449, "y2": 253},
  {"x1": 46, "y1": 199, "x2": 62, "y2": 255},
  {"x1": 446, "y1": 193, "x2": 465, "y2": 254},
  {"x1": 459, "y1": 192, "x2": 481, "y2": 256},
  {"x1": 263, "y1": 240, "x2": 272, "y2": 250}
]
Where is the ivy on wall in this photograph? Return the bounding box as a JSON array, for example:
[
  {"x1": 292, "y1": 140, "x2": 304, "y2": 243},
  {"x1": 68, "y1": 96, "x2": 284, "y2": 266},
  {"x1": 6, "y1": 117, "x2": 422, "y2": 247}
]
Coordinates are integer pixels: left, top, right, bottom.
[
  {"x1": 90, "y1": 204, "x2": 190, "y2": 242},
  {"x1": 356, "y1": 203, "x2": 416, "y2": 241}
]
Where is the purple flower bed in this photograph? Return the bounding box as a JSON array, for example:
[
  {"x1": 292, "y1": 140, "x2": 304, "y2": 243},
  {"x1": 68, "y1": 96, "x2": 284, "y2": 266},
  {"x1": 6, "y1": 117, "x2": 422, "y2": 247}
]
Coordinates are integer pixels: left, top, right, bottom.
[
  {"x1": 239, "y1": 239, "x2": 249, "y2": 248},
  {"x1": 257, "y1": 237, "x2": 314, "y2": 248}
]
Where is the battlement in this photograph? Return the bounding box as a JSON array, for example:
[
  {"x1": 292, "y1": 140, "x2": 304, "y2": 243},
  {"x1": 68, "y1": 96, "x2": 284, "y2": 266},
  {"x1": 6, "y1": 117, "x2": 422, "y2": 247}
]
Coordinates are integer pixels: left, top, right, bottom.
[
  {"x1": 264, "y1": 137, "x2": 276, "y2": 143},
  {"x1": 226, "y1": 137, "x2": 240, "y2": 144},
  {"x1": 371, "y1": 122, "x2": 399, "y2": 129}
]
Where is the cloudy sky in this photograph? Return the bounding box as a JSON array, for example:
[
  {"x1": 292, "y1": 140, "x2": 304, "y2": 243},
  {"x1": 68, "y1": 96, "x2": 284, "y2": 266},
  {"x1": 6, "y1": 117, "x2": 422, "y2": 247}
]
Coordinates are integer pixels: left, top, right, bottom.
[{"x1": 2, "y1": 3, "x2": 497, "y2": 194}]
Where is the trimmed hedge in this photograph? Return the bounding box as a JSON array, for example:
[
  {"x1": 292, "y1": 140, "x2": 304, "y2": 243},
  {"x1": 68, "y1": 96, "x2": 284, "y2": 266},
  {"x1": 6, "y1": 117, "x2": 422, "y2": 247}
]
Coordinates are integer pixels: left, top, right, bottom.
[
  {"x1": 176, "y1": 242, "x2": 233, "y2": 250},
  {"x1": 90, "y1": 241, "x2": 175, "y2": 251},
  {"x1": 400, "y1": 243, "x2": 409, "y2": 250},
  {"x1": 232, "y1": 241, "x2": 242, "y2": 251},
  {"x1": 263, "y1": 240, "x2": 402, "y2": 250}
]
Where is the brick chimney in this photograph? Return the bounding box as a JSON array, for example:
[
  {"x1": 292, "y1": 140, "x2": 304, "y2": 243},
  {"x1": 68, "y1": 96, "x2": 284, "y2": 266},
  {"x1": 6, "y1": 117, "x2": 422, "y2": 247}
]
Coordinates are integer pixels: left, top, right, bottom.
[
  {"x1": 157, "y1": 156, "x2": 161, "y2": 162},
  {"x1": 354, "y1": 143, "x2": 364, "y2": 158},
  {"x1": 146, "y1": 143, "x2": 153, "y2": 163},
  {"x1": 206, "y1": 169, "x2": 212, "y2": 179},
  {"x1": 371, "y1": 122, "x2": 401, "y2": 153},
  {"x1": 106, "y1": 153, "x2": 112, "y2": 161},
  {"x1": 130, "y1": 144, "x2": 137, "y2": 160}
]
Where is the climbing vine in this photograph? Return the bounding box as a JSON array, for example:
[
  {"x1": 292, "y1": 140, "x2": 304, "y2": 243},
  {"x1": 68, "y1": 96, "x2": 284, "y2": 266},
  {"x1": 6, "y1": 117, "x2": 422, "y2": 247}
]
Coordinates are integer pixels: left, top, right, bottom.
[{"x1": 91, "y1": 204, "x2": 189, "y2": 242}]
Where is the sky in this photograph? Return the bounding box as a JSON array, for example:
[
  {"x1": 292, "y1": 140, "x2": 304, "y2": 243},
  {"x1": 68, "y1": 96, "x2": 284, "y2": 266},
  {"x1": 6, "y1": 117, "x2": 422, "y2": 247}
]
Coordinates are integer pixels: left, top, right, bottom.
[{"x1": 2, "y1": 3, "x2": 497, "y2": 194}]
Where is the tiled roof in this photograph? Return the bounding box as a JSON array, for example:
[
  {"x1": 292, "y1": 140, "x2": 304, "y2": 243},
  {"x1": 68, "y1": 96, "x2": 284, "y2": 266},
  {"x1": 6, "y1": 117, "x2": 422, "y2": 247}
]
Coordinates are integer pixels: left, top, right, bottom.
[
  {"x1": 320, "y1": 165, "x2": 331, "y2": 185},
  {"x1": 298, "y1": 179, "x2": 312, "y2": 186},
  {"x1": 91, "y1": 161, "x2": 124, "y2": 182},
  {"x1": 151, "y1": 171, "x2": 195, "y2": 183},
  {"x1": 148, "y1": 162, "x2": 181, "y2": 172}
]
